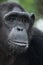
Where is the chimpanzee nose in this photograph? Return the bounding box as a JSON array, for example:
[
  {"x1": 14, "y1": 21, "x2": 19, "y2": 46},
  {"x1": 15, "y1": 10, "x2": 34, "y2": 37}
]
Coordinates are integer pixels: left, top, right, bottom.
[{"x1": 17, "y1": 26, "x2": 23, "y2": 31}]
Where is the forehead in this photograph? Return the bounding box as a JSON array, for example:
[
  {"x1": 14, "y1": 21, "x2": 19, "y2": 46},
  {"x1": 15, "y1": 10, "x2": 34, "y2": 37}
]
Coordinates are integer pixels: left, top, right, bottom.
[
  {"x1": 12, "y1": 7, "x2": 23, "y2": 12},
  {"x1": 0, "y1": 3, "x2": 25, "y2": 17}
]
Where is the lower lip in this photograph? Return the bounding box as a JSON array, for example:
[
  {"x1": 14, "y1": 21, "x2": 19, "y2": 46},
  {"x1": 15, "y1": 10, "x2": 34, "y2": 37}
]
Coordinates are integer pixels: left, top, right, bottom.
[{"x1": 8, "y1": 40, "x2": 27, "y2": 46}]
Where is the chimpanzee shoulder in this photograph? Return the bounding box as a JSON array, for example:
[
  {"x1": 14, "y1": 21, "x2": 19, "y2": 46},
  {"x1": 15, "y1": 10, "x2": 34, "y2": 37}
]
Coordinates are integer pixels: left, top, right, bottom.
[{"x1": 29, "y1": 28, "x2": 43, "y2": 65}]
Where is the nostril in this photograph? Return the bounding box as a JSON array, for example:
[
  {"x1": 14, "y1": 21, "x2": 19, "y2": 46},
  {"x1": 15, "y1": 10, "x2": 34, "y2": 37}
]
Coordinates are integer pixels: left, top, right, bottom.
[
  {"x1": 17, "y1": 28, "x2": 20, "y2": 31},
  {"x1": 21, "y1": 29, "x2": 23, "y2": 31},
  {"x1": 17, "y1": 27, "x2": 23, "y2": 31}
]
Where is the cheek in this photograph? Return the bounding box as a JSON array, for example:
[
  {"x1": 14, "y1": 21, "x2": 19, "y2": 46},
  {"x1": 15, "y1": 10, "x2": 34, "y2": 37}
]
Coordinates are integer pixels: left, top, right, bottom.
[{"x1": 25, "y1": 23, "x2": 29, "y2": 31}]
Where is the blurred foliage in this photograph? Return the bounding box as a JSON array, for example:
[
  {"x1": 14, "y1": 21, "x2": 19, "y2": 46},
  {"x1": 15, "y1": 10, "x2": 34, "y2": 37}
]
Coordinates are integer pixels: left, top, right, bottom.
[
  {"x1": 8, "y1": 0, "x2": 19, "y2": 3},
  {"x1": 19, "y1": 0, "x2": 37, "y2": 13},
  {"x1": 36, "y1": 0, "x2": 43, "y2": 15},
  {"x1": 0, "y1": 0, "x2": 7, "y2": 2}
]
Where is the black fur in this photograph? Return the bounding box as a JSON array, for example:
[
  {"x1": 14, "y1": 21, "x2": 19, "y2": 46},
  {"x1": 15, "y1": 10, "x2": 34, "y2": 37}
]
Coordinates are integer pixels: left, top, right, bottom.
[
  {"x1": 0, "y1": 2, "x2": 43, "y2": 65},
  {"x1": 29, "y1": 28, "x2": 43, "y2": 65}
]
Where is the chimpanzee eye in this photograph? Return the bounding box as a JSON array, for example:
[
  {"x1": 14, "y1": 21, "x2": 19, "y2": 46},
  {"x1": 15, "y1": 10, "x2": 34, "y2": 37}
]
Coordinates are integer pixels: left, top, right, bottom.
[
  {"x1": 21, "y1": 16, "x2": 29, "y2": 24},
  {"x1": 4, "y1": 14, "x2": 16, "y2": 22},
  {"x1": 7, "y1": 16, "x2": 15, "y2": 22},
  {"x1": 24, "y1": 19, "x2": 27, "y2": 23},
  {"x1": 9, "y1": 16, "x2": 15, "y2": 21},
  {"x1": 22, "y1": 18, "x2": 28, "y2": 24}
]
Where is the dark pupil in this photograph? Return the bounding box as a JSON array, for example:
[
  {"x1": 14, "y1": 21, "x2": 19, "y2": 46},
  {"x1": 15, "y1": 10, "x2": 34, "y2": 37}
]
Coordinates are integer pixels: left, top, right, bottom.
[{"x1": 9, "y1": 17, "x2": 15, "y2": 21}]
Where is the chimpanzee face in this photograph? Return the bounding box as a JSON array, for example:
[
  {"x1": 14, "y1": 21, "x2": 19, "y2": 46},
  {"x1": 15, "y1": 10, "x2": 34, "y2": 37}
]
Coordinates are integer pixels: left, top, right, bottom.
[{"x1": 0, "y1": 6, "x2": 35, "y2": 54}]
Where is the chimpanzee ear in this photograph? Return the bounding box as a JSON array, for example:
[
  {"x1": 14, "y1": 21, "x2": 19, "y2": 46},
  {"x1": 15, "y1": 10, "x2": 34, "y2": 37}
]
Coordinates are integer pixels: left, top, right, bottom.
[{"x1": 30, "y1": 13, "x2": 35, "y2": 22}]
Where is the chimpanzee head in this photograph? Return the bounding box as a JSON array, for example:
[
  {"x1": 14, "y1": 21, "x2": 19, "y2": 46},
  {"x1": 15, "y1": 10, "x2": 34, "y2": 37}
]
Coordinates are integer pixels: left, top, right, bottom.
[{"x1": 0, "y1": 3, "x2": 35, "y2": 54}]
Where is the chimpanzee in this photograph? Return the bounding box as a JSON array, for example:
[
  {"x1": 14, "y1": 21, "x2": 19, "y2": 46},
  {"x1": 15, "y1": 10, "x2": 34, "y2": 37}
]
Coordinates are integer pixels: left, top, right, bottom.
[{"x1": 0, "y1": 2, "x2": 43, "y2": 65}]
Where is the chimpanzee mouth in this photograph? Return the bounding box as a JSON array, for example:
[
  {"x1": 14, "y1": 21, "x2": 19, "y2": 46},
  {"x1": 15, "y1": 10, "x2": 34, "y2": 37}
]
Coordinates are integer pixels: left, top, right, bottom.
[{"x1": 8, "y1": 40, "x2": 28, "y2": 47}]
